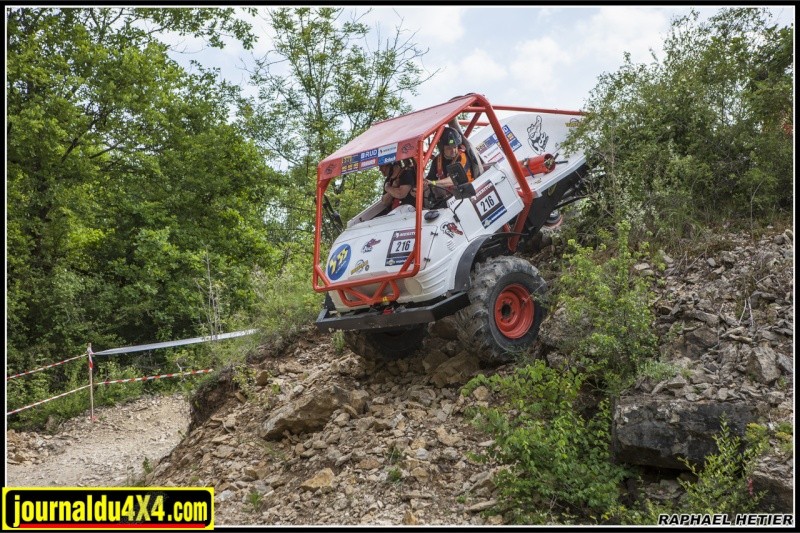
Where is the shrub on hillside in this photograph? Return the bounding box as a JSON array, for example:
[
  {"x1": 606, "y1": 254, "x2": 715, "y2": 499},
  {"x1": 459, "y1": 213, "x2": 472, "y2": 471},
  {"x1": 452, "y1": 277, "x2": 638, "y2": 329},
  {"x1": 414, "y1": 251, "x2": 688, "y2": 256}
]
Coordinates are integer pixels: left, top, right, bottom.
[
  {"x1": 557, "y1": 220, "x2": 658, "y2": 395},
  {"x1": 565, "y1": 8, "x2": 793, "y2": 235},
  {"x1": 463, "y1": 362, "x2": 630, "y2": 524}
]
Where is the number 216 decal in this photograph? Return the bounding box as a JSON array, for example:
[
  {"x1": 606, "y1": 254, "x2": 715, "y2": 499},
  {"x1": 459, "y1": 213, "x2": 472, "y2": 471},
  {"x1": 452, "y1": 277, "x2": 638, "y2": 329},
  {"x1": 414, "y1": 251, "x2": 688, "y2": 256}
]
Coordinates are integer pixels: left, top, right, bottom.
[
  {"x1": 471, "y1": 182, "x2": 507, "y2": 227},
  {"x1": 385, "y1": 229, "x2": 415, "y2": 266}
]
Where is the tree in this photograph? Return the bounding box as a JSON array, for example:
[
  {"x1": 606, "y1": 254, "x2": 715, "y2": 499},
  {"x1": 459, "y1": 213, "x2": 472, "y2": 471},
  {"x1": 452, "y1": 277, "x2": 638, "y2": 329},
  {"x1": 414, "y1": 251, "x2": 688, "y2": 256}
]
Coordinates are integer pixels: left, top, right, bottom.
[
  {"x1": 7, "y1": 7, "x2": 272, "y2": 385},
  {"x1": 242, "y1": 7, "x2": 433, "y2": 244},
  {"x1": 565, "y1": 8, "x2": 793, "y2": 236}
]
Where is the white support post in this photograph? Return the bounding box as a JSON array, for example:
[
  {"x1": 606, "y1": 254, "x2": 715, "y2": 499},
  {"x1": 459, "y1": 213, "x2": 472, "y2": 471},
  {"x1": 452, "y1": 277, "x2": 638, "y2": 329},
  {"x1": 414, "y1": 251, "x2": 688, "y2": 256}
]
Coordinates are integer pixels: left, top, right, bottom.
[{"x1": 87, "y1": 343, "x2": 95, "y2": 422}]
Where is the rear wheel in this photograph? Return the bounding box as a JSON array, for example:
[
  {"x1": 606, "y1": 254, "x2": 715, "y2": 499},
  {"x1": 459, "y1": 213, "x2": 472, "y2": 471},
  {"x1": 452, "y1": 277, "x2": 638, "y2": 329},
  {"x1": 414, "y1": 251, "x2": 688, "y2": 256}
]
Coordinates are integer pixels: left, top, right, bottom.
[
  {"x1": 344, "y1": 325, "x2": 427, "y2": 363},
  {"x1": 455, "y1": 256, "x2": 546, "y2": 363}
]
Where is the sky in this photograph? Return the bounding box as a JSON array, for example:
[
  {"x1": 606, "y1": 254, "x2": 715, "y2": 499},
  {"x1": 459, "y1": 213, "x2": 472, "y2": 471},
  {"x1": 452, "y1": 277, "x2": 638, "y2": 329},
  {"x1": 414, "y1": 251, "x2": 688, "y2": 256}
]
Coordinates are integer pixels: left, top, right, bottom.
[{"x1": 167, "y1": 5, "x2": 795, "y2": 115}]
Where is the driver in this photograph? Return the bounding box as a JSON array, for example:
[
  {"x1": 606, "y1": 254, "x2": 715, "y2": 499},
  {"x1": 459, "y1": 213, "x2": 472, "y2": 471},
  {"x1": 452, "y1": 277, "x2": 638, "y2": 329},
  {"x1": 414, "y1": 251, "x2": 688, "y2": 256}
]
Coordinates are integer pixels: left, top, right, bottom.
[
  {"x1": 377, "y1": 159, "x2": 416, "y2": 215},
  {"x1": 425, "y1": 126, "x2": 473, "y2": 192}
]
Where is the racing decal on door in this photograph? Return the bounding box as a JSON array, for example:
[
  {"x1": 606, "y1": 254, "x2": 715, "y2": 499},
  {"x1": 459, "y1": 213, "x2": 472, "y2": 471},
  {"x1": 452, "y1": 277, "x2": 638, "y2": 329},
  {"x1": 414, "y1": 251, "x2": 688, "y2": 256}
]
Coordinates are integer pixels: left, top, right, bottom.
[
  {"x1": 385, "y1": 229, "x2": 415, "y2": 266},
  {"x1": 440, "y1": 221, "x2": 463, "y2": 238},
  {"x1": 471, "y1": 181, "x2": 507, "y2": 228},
  {"x1": 327, "y1": 243, "x2": 351, "y2": 280},
  {"x1": 361, "y1": 238, "x2": 381, "y2": 253}
]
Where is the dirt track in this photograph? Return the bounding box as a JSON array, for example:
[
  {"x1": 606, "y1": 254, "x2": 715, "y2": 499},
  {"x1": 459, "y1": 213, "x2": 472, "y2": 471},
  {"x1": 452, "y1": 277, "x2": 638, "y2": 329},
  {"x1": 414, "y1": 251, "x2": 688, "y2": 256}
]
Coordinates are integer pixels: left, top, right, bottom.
[{"x1": 6, "y1": 393, "x2": 190, "y2": 487}]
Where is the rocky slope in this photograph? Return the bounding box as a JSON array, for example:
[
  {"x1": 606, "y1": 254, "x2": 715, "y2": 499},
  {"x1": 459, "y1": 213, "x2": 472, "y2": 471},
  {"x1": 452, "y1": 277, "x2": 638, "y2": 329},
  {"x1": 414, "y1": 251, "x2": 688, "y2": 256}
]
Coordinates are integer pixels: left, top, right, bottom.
[
  {"x1": 147, "y1": 222, "x2": 793, "y2": 526},
  {"x1": 6, "y1": 223, "x2": 793, "y2": 526}
]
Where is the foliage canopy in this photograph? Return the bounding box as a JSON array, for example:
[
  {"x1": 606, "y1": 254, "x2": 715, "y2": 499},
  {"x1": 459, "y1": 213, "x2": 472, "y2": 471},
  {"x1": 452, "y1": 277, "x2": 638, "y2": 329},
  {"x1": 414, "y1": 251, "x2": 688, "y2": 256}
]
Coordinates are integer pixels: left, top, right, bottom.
[
  {"x1": 6, "y1": 7, "x2": 430, "y2": 425},
  {"x1": 565, "y1": 8, "x2": 793, "y2": 237}
]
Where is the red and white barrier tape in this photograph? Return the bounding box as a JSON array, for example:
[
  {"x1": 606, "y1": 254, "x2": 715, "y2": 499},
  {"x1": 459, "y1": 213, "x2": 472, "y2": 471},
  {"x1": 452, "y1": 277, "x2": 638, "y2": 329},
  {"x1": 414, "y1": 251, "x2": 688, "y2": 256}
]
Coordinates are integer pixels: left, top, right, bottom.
[
  {"x1": 6, "y1": 330, "x2": 238, "y2": 416},
  {"x1": 6, "y1": 354, "x2": 87, "y2": 381},
  {"x1": 95, "y1": 368, "x2": 213, "y2": 386},
  {"x1": 6, "y1": 384, "x2": 92, "y2": 415},
  {"x1": 6, "y1": 369, "x2": 212, "y2": 417}
]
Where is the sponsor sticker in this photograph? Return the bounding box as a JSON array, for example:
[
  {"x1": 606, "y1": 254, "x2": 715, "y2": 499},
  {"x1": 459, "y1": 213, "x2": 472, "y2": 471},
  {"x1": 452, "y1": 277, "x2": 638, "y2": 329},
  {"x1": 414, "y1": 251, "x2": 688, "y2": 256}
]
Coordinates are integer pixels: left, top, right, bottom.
[
  {"x1": 327, "y1": 243, "x2": 351, "y2": 280},
  {"x1": 341, "y1": 147, "x2": 390, "y2": 172},
  {"x1": 377, "y1": 143, "x2": 398, "y2": 165},
  {"x1": 526, "y1": 115, "x2": 549, "y2": 153},
  {"x1": 385, "y1": 229, "x2": 415, "y2": 266},
  {"x1": 471, "y1": 181, "x2": 507, "y2": 227},
  {"x1": 440, "y1": 221, "x2": 463, "y2": 238},
  {"x1": 350, "y1": 259, "x2": 369, "y2": 275},
  {"x1": 502, "y1": 125, "x2": 523, "y2": 151},
  {"x1": 378, "y1": 143, "x2": 397, "y2": 157},
  {"x1": 361, "y1": 238, "x2": 381, "y2": 253},
  {"x1": 341, "y1": 154, "x2": 360, "y2": 175},
  {"x1": 474, "y1": 134, "x2": 498, "y2": 155},
  {"x1": 474, "y1": 126, "x2": 522, "y2": 163},
  {"x1": 359, "y1": 158, "x2": 377, "y2": 170}
]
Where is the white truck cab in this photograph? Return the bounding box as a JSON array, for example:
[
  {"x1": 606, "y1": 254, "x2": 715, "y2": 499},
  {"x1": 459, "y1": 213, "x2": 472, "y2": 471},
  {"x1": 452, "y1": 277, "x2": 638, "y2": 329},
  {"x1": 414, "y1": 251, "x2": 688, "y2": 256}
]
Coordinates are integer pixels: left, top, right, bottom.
[{"x1": 313, "y1": 94, "x2": 589, "y2": 363}]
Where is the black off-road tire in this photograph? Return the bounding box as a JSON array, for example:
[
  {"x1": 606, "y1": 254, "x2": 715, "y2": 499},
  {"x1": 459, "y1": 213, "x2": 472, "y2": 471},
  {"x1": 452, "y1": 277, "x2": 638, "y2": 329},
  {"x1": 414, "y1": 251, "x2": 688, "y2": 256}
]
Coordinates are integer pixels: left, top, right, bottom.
[
  {"x1": 455, "y1": 256, "x2": 547, "y2": 363},
  {"x1": 343, "y1": 325, "x2": 427, "y2": 363}
]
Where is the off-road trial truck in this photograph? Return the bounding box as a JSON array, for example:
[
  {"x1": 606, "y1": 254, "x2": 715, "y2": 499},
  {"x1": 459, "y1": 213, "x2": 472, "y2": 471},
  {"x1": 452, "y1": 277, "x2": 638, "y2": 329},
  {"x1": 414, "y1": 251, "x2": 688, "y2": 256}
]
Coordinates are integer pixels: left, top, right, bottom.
[{"x1": 313, "y1": 94, "x2": 589, "y2": 363}]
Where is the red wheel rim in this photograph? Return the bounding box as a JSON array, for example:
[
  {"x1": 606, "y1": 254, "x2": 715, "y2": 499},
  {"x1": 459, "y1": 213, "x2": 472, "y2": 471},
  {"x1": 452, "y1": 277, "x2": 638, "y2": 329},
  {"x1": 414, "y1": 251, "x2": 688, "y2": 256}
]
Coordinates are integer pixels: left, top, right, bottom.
[{"x1": 494, "y1": 284, "x2": 534, "y2": 339}]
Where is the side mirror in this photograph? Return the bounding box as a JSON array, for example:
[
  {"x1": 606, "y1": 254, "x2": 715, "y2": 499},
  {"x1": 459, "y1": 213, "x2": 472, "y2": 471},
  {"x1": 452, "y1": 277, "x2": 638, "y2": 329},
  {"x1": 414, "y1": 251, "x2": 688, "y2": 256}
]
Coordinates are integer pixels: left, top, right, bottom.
[{"x1": 447, "y1": 163, "x2": 476, "y2": 200}]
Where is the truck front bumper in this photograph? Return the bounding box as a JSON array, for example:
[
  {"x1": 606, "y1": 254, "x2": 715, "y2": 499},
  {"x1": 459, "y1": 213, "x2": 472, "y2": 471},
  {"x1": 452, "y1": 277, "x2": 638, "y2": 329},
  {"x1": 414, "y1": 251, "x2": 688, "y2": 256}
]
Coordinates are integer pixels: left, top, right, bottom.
[{"x1": 315, "y1": 291, "x2": 470, "y2": 332}]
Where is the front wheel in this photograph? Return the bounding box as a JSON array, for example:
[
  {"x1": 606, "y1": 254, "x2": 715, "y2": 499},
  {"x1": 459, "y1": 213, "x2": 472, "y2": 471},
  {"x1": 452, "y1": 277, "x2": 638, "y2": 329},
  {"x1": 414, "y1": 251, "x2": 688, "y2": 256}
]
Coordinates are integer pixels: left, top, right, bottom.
[
  {"x1": 344, "y1": 325, "x2": 427, "y2": 363},
  {"x1": 455, "y1": 256, "x2": 547, "y2": 363}
]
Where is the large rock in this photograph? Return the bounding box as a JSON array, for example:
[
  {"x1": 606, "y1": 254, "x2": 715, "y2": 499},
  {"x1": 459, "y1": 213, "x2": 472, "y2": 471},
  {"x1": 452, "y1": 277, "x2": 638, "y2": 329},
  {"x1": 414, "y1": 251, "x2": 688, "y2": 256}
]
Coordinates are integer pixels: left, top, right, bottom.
[
  {"x1": 429, "y1": 352, "x2": 480, "y2": 387},
  {"x1": 538, "y1": 307, "x2": 570, "y2": 350},
  {"x1": 751, "y1": 452, "x2": 794, "y2": 512},
  {"x1": 430, "y1": 316, "x2": 460, "y2": 341},
  {"x1": 680, "y1": 326, "x2": 718, "y2": 359},
  {"x1": 259, "y1": 385, "x2": 350, "y2": 440},
  {"x1": 746, "y1": 345, "x2": 781, "y2": 384},
  {"x1": 300, "y1": 468, "x2": 336, "y2": 491},
  {"x1": 612, "y1": 397, "x2": 763, "y2": 469}
]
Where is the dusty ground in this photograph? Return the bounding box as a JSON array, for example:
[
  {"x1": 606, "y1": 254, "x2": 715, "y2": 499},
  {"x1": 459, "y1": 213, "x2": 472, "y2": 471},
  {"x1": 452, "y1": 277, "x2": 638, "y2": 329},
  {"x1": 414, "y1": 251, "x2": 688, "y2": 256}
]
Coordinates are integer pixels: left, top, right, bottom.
[{"x1": 6, "y1": 393, "x2": 190, "y2": 487}]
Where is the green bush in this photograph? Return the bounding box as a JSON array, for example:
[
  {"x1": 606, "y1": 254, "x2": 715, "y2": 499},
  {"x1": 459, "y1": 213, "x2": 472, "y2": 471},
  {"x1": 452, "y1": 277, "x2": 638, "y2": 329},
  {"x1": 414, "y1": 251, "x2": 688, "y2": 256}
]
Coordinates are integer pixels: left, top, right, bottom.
[
  {"x1": 679, "y1": 419, "x2": 767, "y2": 516},
  {"x1": 557, "y1": 221, "x2": 658, "y2": 395},
  {"x1": 331, "y1": 330, "x2": 346, "y2": 355},
  {"x1": 636, "y1": 358, "x2": 678, "y2": 384},
  {"x1": 565, "y1": 8, "x2": 793, "y2": 233},
  {"x1": 463, "y1": 361, "x2": 630, "y2": 524},
  {"x1": 92, "y1": 360, "x2": 145, "y2": 406},
  {"x1": 251, "y1": 252, "x2": 323, "y2": 342}
]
